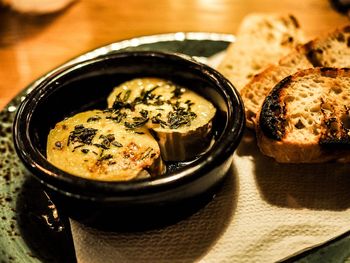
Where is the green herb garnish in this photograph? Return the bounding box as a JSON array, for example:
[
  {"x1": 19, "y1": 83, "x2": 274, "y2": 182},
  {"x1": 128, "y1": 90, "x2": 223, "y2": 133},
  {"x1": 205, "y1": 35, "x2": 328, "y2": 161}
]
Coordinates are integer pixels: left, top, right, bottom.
[
  {"x1": 68, "y1": 125, "x2": 97, "y2": 146},
  {"x1": 99, "y1": 154, "x2": 113, "y2": 161},
  {"x1": 124, "y1": 110, "x2": 149, "y2": 129},
  {"x1": 112, "y1": 90, "x2": 132, "y2": 110},
  {"x1": 151, "y1": 113, "x2": 167, "y2": 128},
  {"x1": 106, "y1": 110, "x2": 127, "y2": 123},
  {"x1": 87, "y1": 115, "x2": 102, "y2": 122},
  {"x1": 171, "y1": 85, "x2": 184, "y2": 99},
  {"x1": 112, "y1": 141, "x2": 123, "y2": 147},
  {"x1": 140, "y1": 147, "x2": 153, "y2": 160}
]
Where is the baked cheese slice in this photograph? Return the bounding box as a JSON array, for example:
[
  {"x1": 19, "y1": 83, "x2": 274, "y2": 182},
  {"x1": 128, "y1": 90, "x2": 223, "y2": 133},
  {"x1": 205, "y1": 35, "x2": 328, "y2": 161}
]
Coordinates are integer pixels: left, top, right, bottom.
[
  {"x1": 47, "y1": 110, "x2": 163, "y2": 181},
  {"x1": 107, "y1": 78, "x2": 216, "y2": 161}
]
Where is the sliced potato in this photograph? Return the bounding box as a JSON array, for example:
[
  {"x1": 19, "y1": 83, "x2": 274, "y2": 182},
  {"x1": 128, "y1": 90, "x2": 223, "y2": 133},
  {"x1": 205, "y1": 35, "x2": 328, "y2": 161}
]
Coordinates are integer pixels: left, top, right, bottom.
[
  {"x1": 107, "y1": 78, "x2": 216, "y2": 161},
  {"x1": 47, "y1": 110, "x2": 163, "y2": 181}
]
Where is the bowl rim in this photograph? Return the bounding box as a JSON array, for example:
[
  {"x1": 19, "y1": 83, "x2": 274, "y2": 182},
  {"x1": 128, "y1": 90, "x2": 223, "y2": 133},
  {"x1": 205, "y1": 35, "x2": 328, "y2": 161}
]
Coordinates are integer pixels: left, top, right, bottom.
[{"x1": 13, "y1": 50, "x2": 245, "y2": 197}]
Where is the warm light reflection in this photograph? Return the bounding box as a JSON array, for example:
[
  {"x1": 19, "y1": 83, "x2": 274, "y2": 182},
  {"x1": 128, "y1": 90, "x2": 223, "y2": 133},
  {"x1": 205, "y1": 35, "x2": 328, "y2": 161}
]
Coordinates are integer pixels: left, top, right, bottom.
[
  {"x1": 195, "y1": 0, "x2": 216, "y2": 6},
  {"x1": 15, "y1": 44, "x2": 32, "y2": 88}
]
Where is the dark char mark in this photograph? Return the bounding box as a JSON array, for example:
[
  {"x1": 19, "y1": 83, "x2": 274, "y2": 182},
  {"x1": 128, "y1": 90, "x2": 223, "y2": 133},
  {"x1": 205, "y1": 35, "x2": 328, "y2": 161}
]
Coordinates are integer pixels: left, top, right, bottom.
[
  {"x1": 304, "y1": 41, "x2": 324, "y2": 67},
  {"x1": 259, "y1": 76, "x2": 291, "y2": 140}
]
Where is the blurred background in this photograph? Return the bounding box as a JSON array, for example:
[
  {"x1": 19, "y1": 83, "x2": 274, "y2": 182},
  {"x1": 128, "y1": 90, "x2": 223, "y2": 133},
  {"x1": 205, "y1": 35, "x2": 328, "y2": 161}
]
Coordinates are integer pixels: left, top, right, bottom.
[{"x1": 0, "y1": 0, "x2": 349, "y2": 109}]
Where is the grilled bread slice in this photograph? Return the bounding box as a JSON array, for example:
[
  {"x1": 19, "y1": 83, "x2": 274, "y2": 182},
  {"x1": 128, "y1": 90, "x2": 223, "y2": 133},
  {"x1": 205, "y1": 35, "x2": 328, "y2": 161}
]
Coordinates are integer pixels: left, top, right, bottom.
[
  {"x1": 217, "y1": 13, "x2": 305, "y2": 92},
  {"x1": 256, "y1": 67, "x2": 350, "y2": 163},
  {"x1": 241, "y1": 25, "x2": 350, "y2": 128}
]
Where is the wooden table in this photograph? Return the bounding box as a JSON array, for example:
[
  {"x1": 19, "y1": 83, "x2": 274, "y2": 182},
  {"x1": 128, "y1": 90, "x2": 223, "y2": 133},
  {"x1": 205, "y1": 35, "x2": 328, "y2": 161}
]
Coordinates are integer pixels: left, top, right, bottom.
[{"x1": 0, "y1": 0, "x2": 348, "y2": 110}]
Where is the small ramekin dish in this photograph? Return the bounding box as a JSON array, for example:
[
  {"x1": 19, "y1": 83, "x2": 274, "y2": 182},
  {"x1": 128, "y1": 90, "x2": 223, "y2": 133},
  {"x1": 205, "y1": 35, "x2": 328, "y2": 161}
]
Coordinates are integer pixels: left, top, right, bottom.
[{"x1": 13, "y1": 51, "x2": 244, "y2": 227}]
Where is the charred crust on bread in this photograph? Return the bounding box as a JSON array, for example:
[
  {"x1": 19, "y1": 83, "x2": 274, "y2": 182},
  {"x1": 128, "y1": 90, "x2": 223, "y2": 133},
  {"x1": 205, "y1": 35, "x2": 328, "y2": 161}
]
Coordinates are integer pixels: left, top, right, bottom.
[
  {"x1": 318, "y1": 68, "x2": 350, "y2": 150},
  {"x1": 260, "y1": 76, "x2": 291, "y2": 140},
  {"x1": 320, "y1": 137, "x2": 350, "y2": 149},
  {"x1": 304, "y1": 41, "x2": 323, "y2": 67},
  {"x1": 336, "y1": 32, "x2": 346, "y2": 42},
  {"x1": 319, "y1": 67, "x2": 350, "y2": 79},
  {"x1": 320, "y1": 67, "x2": 339, "y2": 78},
  {"x1": 320, "y1": 99, "x2": 350, "y2": 149}
]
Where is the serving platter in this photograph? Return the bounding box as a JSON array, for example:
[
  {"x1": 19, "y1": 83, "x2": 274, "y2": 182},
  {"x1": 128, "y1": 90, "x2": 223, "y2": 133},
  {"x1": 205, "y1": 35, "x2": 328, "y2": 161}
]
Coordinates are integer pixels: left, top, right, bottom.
[{"x1": 1, "y1": 32, "x2": 350, "y2": 262}]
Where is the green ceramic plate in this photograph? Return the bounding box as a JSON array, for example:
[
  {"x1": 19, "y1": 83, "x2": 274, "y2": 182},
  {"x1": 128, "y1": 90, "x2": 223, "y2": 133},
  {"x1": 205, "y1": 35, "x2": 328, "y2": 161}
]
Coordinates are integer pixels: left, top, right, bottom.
[{"x1": 1, "y1": 32, "x2": 350, "y2": 263}]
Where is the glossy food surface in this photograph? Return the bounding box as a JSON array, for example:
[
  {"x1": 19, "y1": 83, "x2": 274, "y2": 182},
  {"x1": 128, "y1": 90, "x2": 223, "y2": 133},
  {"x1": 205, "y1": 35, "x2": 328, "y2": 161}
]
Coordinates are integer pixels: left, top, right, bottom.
[
  {"x1": 107, "y1": 77, "x2": 216, "y2": 161},
  {"x1": 47, "y1": 110, "x2": 162, "y2": 181}
]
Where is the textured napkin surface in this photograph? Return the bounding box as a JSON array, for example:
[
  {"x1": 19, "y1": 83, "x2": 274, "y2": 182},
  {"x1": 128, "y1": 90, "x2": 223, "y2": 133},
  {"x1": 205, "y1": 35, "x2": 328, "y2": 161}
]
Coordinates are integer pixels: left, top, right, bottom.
[{"x1": 70, "y1": 131, "x2": 350, "y2": 263}]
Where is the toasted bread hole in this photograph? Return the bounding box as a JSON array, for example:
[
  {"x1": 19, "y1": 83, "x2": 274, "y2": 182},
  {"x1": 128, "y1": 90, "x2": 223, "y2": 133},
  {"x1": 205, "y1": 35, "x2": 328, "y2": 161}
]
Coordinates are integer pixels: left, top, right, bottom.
[
  {"x1": 284, "y1": 95, "x2": 294, "y2": 102},
  {"x1": 310, "y1": 104, "x2": 321, "y2": 112},
  {"x1": 331, "y1": 85, "x2": 343, "y2": 94},
  {"x1": 313, "y1": 126, "x2": 320, "y2": 135},
  {"x1": 291, "y1": 113, "x2": 301, "y2": 118},
  {"x1": 247, "y1": 93, "x2": 253, "y2": 99},
  {"x1": 321, "y1": 102, "x2": 333, "y2": 112},
  {"x1": 341, "y1": 114, "x2": 350, "y2": 129},
  {"x1": 301, "y1": 83, "x2": 310, "y2": 90},
  {"x1": 300, "y1": 92, "x2": 308, "y2": 98},
  {"x1": 336, "y1": 33, "x2": 345, "y2": 42},
  {"x1": 314, "y1": 79, "x2": 325, "y2": 84},
  {"x1": 300, "y1": 82, "x2": 312, "y2": 89},
  {"x1": 246, "y1": 110, "x2": 256, "y2": 121},
  {"x1": 295, "y1": 119, "x2": 305, "y2": 129},
  {"x1": 252, "y1": 64, "x2": 262, "y2": 71}
]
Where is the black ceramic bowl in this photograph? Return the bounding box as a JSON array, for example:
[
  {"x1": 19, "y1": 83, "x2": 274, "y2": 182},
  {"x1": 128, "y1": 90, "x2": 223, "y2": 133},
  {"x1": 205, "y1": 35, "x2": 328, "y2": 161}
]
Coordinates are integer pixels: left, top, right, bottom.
[{"x1": 13, "y1": 51, "x2": 244, "y2": 228}]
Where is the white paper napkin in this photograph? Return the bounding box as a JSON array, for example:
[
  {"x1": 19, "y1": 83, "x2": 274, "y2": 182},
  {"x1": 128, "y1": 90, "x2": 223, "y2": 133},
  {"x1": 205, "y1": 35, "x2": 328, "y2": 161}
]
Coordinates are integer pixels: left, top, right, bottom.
[{"x1": 70, "y1": 131, "x2": 350, "y2": 263}]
